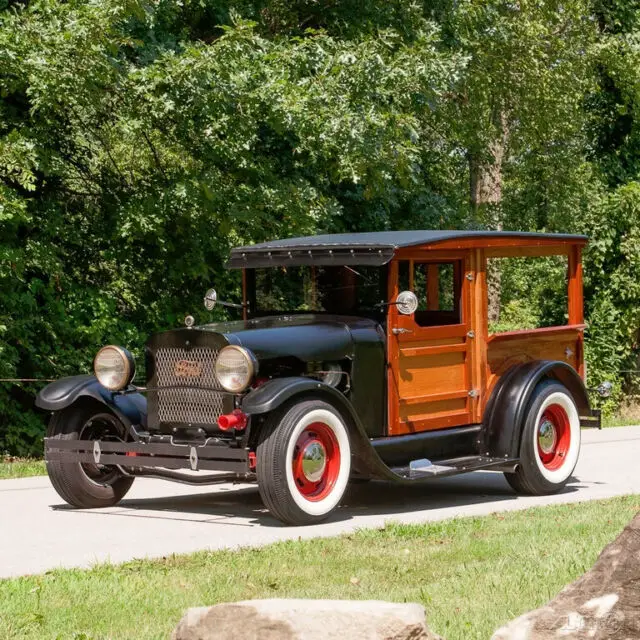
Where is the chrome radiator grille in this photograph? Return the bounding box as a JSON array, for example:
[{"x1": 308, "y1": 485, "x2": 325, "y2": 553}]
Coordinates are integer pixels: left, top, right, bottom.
[{"x1": 154, "y1": 346, "x2": 225, "y2": 426}]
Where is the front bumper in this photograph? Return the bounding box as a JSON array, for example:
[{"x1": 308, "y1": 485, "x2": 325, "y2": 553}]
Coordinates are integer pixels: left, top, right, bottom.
[{"x1": 44, "y1": 437, "x2": 249, "y2": 473}]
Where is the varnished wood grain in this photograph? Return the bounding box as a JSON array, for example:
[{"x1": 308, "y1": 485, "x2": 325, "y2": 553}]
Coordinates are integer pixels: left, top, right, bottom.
[
  {"x1": 400, "y1": 389, "x2": 470, "y2": 405},
  {"x1": 400, "y1": 343, "x2": 467, "y2": 358},
  {"x1": 486, "y1": 327, "x2": 584, "y2": 395},
  {"x1": 427, "y1": 263, "x2": 439, "y2": 310},
  {"x1": 387, "y1": 254, "x2": 473, "y2": 435},
  {"x1": 486, "y1": 324, "x2": 586, "y2": 343},
  {"x1": 386, "y1": 238, "x2": 586, "y2": 436}
]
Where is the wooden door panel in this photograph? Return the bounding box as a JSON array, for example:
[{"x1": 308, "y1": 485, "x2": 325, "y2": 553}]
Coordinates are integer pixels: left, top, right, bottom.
[
  {"x1": 398, "y1": 398, "x2": 469, "y2": 430},
  {"x1": 398, "y1": 349, "x2": 467, "y2": 396},
  {"x1": 387, "y1": 255, "x2": 475, "y2": 436}
]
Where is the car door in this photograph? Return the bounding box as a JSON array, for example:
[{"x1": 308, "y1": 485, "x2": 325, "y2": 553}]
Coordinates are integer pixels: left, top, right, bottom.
[{"x1": 386, "y1": 253, "x2": 477, "y2": 435}]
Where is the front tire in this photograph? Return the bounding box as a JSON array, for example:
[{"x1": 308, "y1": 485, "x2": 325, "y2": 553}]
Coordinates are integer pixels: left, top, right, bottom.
[
  {"x1": 46, "y1": 401, "x2": 134, "y2": 508},
  {"x1": 504, "y1": 381, "x2": 581, "y2": 495},
  {"x1": 256, "y1": 399, "x2": 351, "y2": 525}
]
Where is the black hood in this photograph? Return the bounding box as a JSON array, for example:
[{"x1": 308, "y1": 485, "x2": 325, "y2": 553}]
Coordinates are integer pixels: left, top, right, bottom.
[{"x1": 197, "y1": 314, "x2": 381, "y2": 362}]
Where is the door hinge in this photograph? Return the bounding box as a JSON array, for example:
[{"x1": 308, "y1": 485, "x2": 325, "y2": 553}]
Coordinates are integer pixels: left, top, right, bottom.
[
  {"x1": 467, "y1": 330, "x2": 475, "y2": 338},
  {"x1": 466, "y1": 273, "x2": 474, "y2": 281},
  {"x1": 468, "y1": 389, "x2": 479, "y2": 398}
]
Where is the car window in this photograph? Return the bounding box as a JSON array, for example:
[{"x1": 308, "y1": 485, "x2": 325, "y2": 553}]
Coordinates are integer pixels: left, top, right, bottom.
[
  {"x1": 486, "y1": 255, "x2": 569, "y2": 334},
  {"x1": 248, "y1": 266, "x2": 386, "y2": 316},
  {"x1": 397, "y1": 261, "x2": 462, "y2": 327}
]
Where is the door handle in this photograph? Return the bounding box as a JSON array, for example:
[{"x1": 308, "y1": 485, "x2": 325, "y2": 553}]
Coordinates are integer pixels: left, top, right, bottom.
[{"x1": 392, "y1": 328, "x2": 413, "y2": 335}]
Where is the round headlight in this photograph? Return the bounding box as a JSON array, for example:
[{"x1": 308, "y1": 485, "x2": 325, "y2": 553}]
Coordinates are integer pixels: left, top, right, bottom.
[
  {"x1": 94, "y1": 345, "x2": 135, "y2": 391},
  {"x1": 215, "y1": 346, "x2": 256, "y2": 393}
]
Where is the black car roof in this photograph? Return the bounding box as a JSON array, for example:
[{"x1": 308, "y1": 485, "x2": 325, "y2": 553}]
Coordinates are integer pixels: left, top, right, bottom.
[{"x1": 227, "y1": 230, "x2": 587, "y2": 268}]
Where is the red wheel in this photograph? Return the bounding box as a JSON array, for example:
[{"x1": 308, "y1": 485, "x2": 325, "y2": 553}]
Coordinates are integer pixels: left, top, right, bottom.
[
  {"x1": 504, "y1": 381, "x2": 581, "y2": 495},
  {"x1": 256, "y1": 400, "x2": 351, "y2": 525},
  {"x1": 291, "y1": 422, "x2": 341, "y2": 501},
  {"x1": 537, "y1": 403, "x2": 571, "y2": 471}
]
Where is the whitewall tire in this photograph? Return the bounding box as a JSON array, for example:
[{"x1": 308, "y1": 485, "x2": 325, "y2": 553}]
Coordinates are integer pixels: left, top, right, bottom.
[
  {"x1": 256, "y1": 399, "x2": 351, "y2": 525},
  {"x1": 504, "y1": 381, "x2": 581, "y2": 495}
]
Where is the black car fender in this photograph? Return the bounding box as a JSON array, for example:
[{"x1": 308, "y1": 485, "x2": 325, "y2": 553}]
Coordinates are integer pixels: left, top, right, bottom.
[
  {"x1": 36, "y1": 375, "x2": 147, "y2": 429},
  {"x1": 484, "y1": 360, "x2": 590, "y2": 459},
  {"x1": 241, "y1": 377, "x2": 397, "y2": 480}
]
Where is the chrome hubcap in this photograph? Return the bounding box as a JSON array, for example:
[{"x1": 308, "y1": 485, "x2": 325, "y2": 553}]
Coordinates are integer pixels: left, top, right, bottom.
[
  {"x1": 538, "y1": 418, "x2": 557, "y2": 454},
  {"x1": 301, "y1": 440, "x2": 326, "y2": 482}
]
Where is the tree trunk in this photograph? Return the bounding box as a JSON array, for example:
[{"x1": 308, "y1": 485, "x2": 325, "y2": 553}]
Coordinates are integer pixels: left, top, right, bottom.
[{"x1": 469, "y1": 110, "x2": 508, "y2": 325}]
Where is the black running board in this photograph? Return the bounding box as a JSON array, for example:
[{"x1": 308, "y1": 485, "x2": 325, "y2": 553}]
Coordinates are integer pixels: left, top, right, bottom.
[
  {"x1": 390, "y1": 455, "x2": 518, "y2": 480},
  {"x1": 580, "y1": 408, "x2": 602, "y2": 429}
]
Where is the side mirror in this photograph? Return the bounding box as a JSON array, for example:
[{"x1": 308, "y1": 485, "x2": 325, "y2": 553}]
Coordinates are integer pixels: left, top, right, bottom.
[
  {"x1": 396, "y1": 291, "x2": 418, "y2": 315},
  {"x1": 597, "y1": 381, "x2": 613, "y2": 398},
  {"x1": 204, "y1": 288, "x2": 217, "y2": 311}
]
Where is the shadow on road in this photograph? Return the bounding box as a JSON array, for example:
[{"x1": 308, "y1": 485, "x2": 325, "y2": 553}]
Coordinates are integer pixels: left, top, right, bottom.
[{"x1": 50, "y1": 471, "x2": 584, "y2": 528}]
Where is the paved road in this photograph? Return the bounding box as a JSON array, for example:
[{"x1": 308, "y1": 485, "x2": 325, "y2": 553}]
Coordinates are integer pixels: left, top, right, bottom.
[{"x1": 1, "y1": 426, "x2": 639, "y2": 579}]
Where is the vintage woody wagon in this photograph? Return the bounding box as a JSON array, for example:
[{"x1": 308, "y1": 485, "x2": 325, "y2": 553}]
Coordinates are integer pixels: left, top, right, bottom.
[{"x1": 37, "y1": 231, "x2": 605, "y2": 526}]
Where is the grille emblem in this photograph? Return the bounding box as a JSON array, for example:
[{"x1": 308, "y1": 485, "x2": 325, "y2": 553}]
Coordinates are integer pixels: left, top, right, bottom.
[{"x1": 174, "y1": 359, "x2": 203, "y2": 378}]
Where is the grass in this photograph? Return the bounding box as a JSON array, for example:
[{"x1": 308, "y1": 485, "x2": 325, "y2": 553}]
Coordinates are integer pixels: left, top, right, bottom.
[
  {"x1": 0, "y1": 458, "x2": 46, "y2": 479},
  {"x1": 603, "y1": 415, "x2": 637, "y2": 427},
  {"x1": 0, "y1": 495, "x2": 637, "y2": 640},
  {"x1": 602, "y1": 397, "x2": 640, "y2": 427}
]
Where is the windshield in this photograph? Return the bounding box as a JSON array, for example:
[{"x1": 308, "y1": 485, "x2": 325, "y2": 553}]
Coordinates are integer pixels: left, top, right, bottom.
[{"x1": 245, "y1": 265, "x2": 386, "y2": 317}]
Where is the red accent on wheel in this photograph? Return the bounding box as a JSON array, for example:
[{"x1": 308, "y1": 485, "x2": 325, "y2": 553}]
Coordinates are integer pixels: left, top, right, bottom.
[
  {"x1": 537, "y1": 403, "x2": 571, "y2": 471},
  {"x1": 291, "y1": 422, "x2": 341, "y2": 502}
]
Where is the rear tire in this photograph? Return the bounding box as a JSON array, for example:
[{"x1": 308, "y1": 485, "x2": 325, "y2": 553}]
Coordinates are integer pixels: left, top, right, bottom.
[
  {"x1": 256, "y1": 399, "x2": 351, "y2": 526},
  {"x1": 46, "y1": 402, "x2": 134, "y2": 508},
  {"x1": 504, "y1": 381, "x2": 581, "y2": 495}
]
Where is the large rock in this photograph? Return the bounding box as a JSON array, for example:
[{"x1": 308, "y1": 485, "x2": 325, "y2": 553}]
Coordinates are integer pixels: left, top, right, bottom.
[
  {"x1": 172, "y1": 599, "x2": 441, "y2": 640},
  {"x1": 493, "y1": 512, "x2": 640, "y2": 639}
]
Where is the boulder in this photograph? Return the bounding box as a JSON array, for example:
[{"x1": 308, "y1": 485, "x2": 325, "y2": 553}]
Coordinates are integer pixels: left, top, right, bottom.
[
  {"x1": 492, "y1": 512, "x2": 640, "y2": 639},
  {"x1": 172, "y1": 599, "x2": 442, "y2": 640}
]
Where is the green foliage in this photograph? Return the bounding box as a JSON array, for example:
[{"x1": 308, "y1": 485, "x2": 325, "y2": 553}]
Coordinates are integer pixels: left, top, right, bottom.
[
  {"x1": 488, "y1": 256, "x2": 569, "y2": 334},
  {"x1": 2, "y1": 0, "x2": 640, "y2": 452},
  {"x1": 0, "y1": 0, "x2": 462, "y2": 453},
  {"x1": 579, "y1": 182, "x2": 640, "y2": 407}
]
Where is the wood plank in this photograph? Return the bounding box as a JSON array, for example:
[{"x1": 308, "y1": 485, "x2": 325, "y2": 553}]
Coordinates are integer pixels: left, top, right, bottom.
[
  {"x1": 392, "y1": 321, "x2": 469, "y2": 339},
  {"x1": 577, "y1": 331, "x2": 585, "y2": 379},
  {"x1": 400, "y1": 409, "x2": 471, "y2": 432},
  {"x1": 413, "y1": 237, "x2": 587, "y2": 251},
  {"x1": 484, "y1": 245, "x2": 571, "y2": 259},
  {"x1": 394, "y1": 249, "x2": 470, "y2": 262},
  {"x1": 398, "y1": 351, "x2": 467, "y2": 396},
  {"x1": 487, "y1": 324, "x2": 586, "y2": 343},
  {"x1": 471, "y1": 248, "x2": 488, "y2": 422},
  {"x1": 427, "y1": 263, "x2": 439, "y2": 310},
  {"x1": 568, "y1": 245, "x2": 584, "y2": 325},
  {"x1": 400, "y1": 389, "x2": 469, "y2": 405},
  {"x1": 387, "y1": 259, "x2": 400, "y2": 435},
  {"x1": 400, "y1": 343, "x2": 467, "y2": 358},
  {"x1": 487, "y1": 330, "x2": 583, "y2": 394}
]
